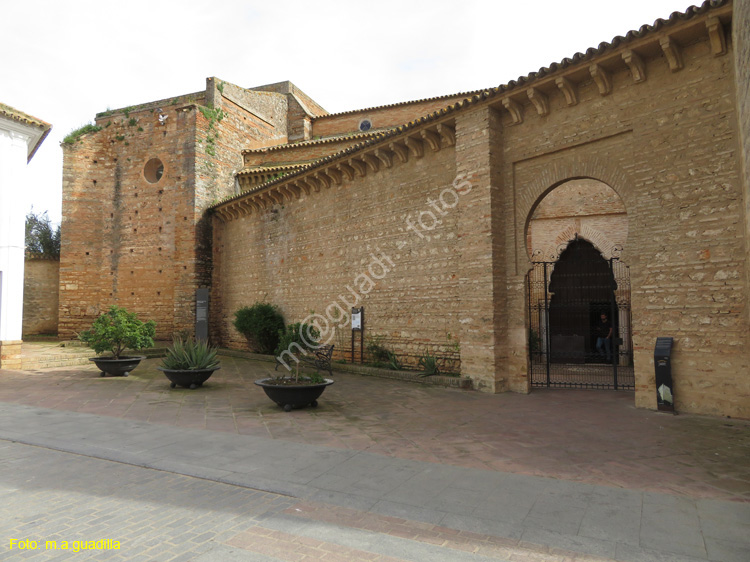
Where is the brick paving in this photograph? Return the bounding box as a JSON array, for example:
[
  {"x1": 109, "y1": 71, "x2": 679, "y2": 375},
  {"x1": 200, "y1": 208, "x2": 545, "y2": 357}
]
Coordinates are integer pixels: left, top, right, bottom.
[
  {"x1": 226, "y1": 526, "x2": 406, "y2": 561},
  {"x1": 1, "y1": 355, "x2": 748, "y2": 501},
  {"x1": 0, "y1": 441, "x2": 618, "y2": 561},
  {"x1": 2, "y1": 354, "x2": 750, "y2": 561},
  {"x1": 0, "y1": 441, "x2": 295, "y2": 561},
  {"x1": 280, "y1": 501, "x2": 612, "y2": 561}
]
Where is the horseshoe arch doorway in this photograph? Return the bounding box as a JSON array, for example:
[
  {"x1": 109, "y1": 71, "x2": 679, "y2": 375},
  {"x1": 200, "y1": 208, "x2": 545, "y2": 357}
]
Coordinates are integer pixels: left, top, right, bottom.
[{"x1": 524, "y1": 179, "x2": 633, "y2": 389}]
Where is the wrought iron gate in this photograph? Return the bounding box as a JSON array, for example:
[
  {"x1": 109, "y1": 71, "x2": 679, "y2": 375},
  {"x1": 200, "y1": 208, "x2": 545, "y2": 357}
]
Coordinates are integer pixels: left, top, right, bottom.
[{"x1": 527, "y1": 243, "x2": 634, "y2": 390}]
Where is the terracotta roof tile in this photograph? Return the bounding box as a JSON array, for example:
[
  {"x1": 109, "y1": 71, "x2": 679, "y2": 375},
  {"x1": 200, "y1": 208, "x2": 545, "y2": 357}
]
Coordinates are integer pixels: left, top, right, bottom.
[
  {"x1": 312, "y1": 90, "x2": 486, "y2": 120},
  {"x1": 0, "y1": 103, "x2": 50, "y2": 129},
  {"x1": 495, "y1": 0, "x2": 729, "y2": 92},
  {"x1": 242, "y1": 130, "x2": 389, "y2": 154},
  {"x1": 237, "y1": 164, "x2": 307, "y2": 176},
  {"x1": 0, "y1": 102, "x2": 52, "y2": 161},
  {"x1": 213, "y1": 0, "x2": 730, "y2": 211}
]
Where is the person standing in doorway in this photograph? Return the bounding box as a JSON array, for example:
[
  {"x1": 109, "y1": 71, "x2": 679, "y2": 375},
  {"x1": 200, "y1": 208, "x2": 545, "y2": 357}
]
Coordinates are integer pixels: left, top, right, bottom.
[{"x1": 596, "y1": 313, "x2": 613, "y2": 362}]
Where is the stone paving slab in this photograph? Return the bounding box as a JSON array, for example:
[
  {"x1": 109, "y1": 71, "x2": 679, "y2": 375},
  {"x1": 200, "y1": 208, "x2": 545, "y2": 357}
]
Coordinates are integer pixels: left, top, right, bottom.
[
  {"x1": 2, "y1": 357, "x2": 749, "y2": 502},
  {"x1": 2, "y1": 355, "x2": 750, "y2": 560},
  {"x1": 1, "y1": 403, "x2": 749, "y2": 561},
  {"x1": 1, "y1": 440, "x2": 614, "y2": 562}
]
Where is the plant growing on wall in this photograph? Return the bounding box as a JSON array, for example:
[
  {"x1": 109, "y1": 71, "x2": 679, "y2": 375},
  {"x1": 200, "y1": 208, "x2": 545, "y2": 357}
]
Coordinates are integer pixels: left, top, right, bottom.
[
  {"x1": 62, "y1": 123, "x2": 102, "y2": 144},
  {"x1": 365, "y1": 335, "x2": 402, "y2": 370},
  {"x1": 78, "y1": 306, "x2": 156, "y2": 359},
  {"x1": 198, "y1": 103, "x2": 226, "y2": 157},
  {"x1": 418, "y1": 351, "x2": 440, "y2": 377},
  {"x1": 233, "y1": 303, "x2": 285, "y2": 354}
]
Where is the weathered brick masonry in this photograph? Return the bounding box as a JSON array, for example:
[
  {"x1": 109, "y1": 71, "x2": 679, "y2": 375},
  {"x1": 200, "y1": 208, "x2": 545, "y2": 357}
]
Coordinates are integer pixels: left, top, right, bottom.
[
  {"x1": 495, "y1": 7, "x2": 747, "y2": 416},
  {"x1": 735, "y1": 0, "x2": 750, "y2": 330},
  {"x1": 214, "y1": 144, "x2": 462, "y2": 368},
  {"x1": 22, "y1": 255, "x2": 59, "y2": 336},
  {"x1": 60, "y1": 79, "x2": 326, "y2": 339},
  {"x1": 212, "y1": 1, "x2": 748, "y2": 417},
  {"x1": 60, "y1": 93, "x2": 204, "y2": 339},
  {"x1": 311, "y1": 92, "x2": 483, "y2": 139},
  {"x1": 526, "y1": 179, "x2": 629, "y2": 259},
  {"x1": 60, "y1": 1, "x2": 748, "y2": 418}
]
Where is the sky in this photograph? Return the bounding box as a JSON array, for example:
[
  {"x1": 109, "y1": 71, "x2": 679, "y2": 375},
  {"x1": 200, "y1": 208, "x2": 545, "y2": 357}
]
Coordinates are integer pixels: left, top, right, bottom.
[{"x1": 1, "y1": 0, "x2": 695, "y2": 225}]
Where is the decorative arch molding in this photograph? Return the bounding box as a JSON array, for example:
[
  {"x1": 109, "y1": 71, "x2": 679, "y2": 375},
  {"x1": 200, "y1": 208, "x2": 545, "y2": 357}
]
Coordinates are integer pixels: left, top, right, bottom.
[
  {"x1": 517, "y1": 151, "x2": 636, "y2": 271},
  {"x1": 536, "y1": 225, "x2": 619, "y2": 262}
]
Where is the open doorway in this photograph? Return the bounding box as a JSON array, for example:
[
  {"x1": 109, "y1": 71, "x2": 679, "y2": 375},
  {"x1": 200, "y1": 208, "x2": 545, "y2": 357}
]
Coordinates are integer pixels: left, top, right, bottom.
[{"x1": 525, "y1": 179, "x2": 632, "y2": 390}]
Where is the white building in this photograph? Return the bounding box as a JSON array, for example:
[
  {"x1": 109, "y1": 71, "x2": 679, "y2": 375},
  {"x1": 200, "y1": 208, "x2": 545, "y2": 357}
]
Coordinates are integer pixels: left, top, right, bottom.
[{"x1": 0, "y1": 103, "x2": 51, "y2": 368}]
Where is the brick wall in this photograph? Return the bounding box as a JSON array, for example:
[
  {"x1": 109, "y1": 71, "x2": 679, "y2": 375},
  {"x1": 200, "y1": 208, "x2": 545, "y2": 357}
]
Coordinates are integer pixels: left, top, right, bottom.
[
  {"x1": 527, "y1": 179, "x2": 629, "y2": 259},
  {"x1": 243, "y1": 133, "x2": 383, "y2": 168},
  {"x1": 60, "y1": 3, "x2": 746, "y2": 418},
  {"x1": 59, "y1": 102, "x2": 200, "y2": 339},
  {"x1": 23, "y1": 256, "x2": 59, "y2": 336},
  {"x1": 250, "y1": 80, "x2": 328, "y2": 142},
  {"x1": 498, "y1": 23, "x2": 748, "y2": 417},
  {"x1": 211, "y1": 4, "x2": 747, "y2": 418},
  {"x1": 735, "y1": 0, "x2": 750, "y2": 330},
  {"x1": 312, "y1": 94, "x2": 478, "y2": 138},
  {"x1": 212, "y1": 145, "x2": 462, "y2": 368},
  {"x1": 59, "y1": 80, "x2": 295, "y2": 340},
  {"x1": 452, "y1": 106, "x2": 510, "y2": 392}
]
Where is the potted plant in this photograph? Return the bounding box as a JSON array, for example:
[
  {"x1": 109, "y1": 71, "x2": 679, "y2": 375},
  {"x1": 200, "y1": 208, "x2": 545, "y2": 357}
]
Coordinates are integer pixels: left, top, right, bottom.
[
  {"x1": 157, "y1": 337, "x2": 221, "y2": 389},
  {"x1": 254, "y1": 322, "x2": 334, "y2": 412},
  {"x1": 78, "y1": 305, "x2": 156, "y2": 377}
]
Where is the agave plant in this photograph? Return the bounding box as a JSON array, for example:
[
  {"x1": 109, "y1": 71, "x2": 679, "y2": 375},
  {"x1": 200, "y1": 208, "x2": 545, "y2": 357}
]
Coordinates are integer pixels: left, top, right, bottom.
[{"x1": 161, "y1": 337, "x2": 220, "y2": 371}]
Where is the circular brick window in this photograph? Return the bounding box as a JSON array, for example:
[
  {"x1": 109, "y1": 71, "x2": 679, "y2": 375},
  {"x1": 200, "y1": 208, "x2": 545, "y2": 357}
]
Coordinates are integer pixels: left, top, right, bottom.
[
  {"x1": 144, "y1": 158, "x2": 164, "y2": 183},
  {"x1": 359, "y1": 119, "x2": 372, "y2": 132}
]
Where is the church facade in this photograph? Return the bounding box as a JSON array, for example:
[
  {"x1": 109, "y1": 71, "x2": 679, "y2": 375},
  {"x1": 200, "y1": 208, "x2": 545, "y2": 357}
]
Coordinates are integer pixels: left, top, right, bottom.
[{"x1": 61, "y1": 0, "x2": 749, "y2": 418}]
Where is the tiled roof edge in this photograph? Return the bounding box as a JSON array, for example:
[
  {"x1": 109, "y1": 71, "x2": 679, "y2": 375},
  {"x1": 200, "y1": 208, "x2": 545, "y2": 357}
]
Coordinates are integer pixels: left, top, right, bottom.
[
  {"x1": 241, "y1": 130, "x2": 392, "y2": 155},
  {"x1": 311, "y1": 89, "x2": 487, "y2": 120},
  {"x1": 212, "y1": 100, "x2": 473, "y2": 209},
  {"x1": 211, "y1": 0, "x2": 730, "y2": 211},
  {"x1": 237, "y1": 164, "x2": 307, "y2": 175},
  {"x1": 494, "y1": 0, "x2": 730, "y2": 91},
  {"x1": 312, "y1": 0, "x2": 729, "y2": 121},
  {"x1": 0, "y1": 103, "x2": 51, "y2": 130}
]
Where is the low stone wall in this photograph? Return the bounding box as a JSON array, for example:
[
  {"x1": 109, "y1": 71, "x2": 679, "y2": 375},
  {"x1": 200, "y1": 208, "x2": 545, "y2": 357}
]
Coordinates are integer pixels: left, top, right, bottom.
[{"x1": 23, "y1": 255, "x2": 59, "y2": 336}]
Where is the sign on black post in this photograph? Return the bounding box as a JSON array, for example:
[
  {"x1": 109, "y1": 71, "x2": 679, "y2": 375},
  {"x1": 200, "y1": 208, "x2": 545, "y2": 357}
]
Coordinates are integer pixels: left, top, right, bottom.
[
  {"x1": 196, "y1": 288, "x2": 209, "y2": 342},
  {"x1": 654, "y1": 337, "x2": 674, "y2": 413}
]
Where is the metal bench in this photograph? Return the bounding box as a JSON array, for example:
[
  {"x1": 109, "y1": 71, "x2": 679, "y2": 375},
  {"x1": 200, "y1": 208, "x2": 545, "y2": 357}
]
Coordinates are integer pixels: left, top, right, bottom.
[{"x1": 275, "y1": 344, "x2": 334, "y2": 377}]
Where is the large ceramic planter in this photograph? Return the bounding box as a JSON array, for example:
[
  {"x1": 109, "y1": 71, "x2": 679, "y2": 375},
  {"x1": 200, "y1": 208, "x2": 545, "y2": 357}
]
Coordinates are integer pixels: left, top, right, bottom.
[
  {"x1": 254, "y1": 378, "x2": 334, "y2": 412},
  {"x1": 158, "y1": 367, "x2": 220, "y2": 389},
  {"x1": 90, "y1": 356, "x2": 145, "y2": 377}
]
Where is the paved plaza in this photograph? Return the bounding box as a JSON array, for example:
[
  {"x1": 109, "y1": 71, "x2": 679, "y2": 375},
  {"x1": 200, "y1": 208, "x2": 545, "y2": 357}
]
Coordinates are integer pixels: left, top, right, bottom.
[{"x1": 0, "y1": 355, "x2": 748, "y2": 561}]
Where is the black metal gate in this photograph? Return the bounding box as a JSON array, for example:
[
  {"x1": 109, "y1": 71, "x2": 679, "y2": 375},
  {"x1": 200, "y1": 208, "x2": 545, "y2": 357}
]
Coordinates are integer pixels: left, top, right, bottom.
[{"x1": 527, "y1": 240, "x2": 634, "y2": 390}]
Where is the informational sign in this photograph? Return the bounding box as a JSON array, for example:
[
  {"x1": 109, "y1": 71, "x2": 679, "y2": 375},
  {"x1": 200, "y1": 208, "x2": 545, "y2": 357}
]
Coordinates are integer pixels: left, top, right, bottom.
[
  {"x1": 351, "y1": 309, "x2": 362, "y2": 331},
  {"x1": 351, "y1": 307, "x2": 364, "y2": 364},
  {"x1": 654, "y1": 336, "x2": 674, "y2": 413},
  {"x1": 195, "y1": 288, "x2": 209, "y2": 341}
]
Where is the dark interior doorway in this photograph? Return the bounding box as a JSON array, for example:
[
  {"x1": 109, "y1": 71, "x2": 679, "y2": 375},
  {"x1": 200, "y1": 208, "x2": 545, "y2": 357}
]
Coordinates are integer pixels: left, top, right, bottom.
[
  {"x1": 527, "y1": 238, "x2": 634, "y2": 389},
  {"x1": 548, "y1": 239, "x2": 616, "y2": 362}
]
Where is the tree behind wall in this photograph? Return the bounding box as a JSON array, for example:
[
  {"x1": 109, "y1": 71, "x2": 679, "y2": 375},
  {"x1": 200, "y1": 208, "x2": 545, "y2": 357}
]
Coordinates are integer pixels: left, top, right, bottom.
[{"x1": 25, "y1": 208, "x2": 60, "y2": 258}]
